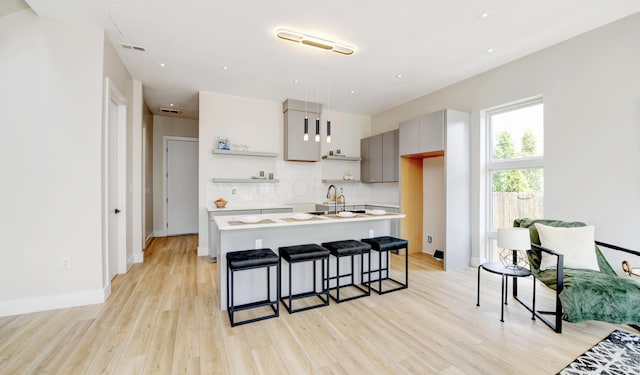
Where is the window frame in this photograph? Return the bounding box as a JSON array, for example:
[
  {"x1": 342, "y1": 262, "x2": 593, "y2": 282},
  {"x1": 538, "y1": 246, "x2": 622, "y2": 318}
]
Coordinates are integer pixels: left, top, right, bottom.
[{"x1": 485, "y1": 96, "x2": 544, "y2": 261}]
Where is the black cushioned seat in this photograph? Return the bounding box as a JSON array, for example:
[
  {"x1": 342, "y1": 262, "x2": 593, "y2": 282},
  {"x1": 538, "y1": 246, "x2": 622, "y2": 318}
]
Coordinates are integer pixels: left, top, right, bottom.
[
  {"x1": 279, "y1": 244, "x2": 330, "y2": 314},
  {"x1": 323, "y1": 240, "x2": 370, "y2": 257},
  {"x1": 226, "y1": 248, "x2": 279, "y2": 327},
  {"x1": 362, "y1": 236, "x2": 408, "y2": 251},
  {"x1": 279, "y1": 244, "x2": 330, "y2": 262},
  {"x1": 321, "y1": 240, "x2": 371, "y2": 303},
  {"x1": 227, "y1": 248, "x2": 279, "y2": 269},
  {"x1": 361, "y1": 236, "x2": 409, "y2": 294}
]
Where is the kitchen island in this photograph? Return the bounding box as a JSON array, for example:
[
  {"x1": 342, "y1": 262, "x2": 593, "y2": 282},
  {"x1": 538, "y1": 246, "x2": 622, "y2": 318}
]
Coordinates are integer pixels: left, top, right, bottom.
[{"x1": 214, "y1": 211, "x2": 405, "y2": 310}]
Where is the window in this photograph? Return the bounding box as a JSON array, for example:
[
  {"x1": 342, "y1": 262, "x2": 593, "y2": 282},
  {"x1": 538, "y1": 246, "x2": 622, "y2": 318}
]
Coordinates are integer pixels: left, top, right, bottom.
[{"x1": 486, "y1": 98, "x2": 544, "y2": 261}]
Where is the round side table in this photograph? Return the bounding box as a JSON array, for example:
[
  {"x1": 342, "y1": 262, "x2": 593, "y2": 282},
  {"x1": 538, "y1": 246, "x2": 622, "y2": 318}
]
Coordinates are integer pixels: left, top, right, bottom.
[{"x1": 476, "y1": 262, "x2": 534, "y2": 322}]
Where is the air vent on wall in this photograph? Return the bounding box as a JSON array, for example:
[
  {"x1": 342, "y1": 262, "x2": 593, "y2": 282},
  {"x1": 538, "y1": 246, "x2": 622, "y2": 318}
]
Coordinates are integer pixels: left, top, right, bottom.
[
  {"x1": 120, "y1": 43, "x2": 146, "y2": 52},
  {"x1": 160, "y1": 107, "x2": 181, "y2": 114}
]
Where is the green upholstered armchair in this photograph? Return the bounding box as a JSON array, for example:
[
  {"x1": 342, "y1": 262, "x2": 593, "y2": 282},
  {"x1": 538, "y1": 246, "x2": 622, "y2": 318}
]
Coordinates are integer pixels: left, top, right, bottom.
[{"x1": 514, "y1": 218, "x2": 640, "y2": 333}]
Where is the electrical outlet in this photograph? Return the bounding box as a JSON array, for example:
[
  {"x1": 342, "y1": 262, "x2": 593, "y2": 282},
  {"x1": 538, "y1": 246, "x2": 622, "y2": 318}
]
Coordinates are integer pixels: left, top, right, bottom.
[
  {"x1": 62, "y1": 257, "x2": 71, "y2": 269},
  {"x1": 427, "y1": 235, "x2": 433, "y2": 244},
  {"x1": 255, "y1": 239, "x2": 262, "y2": 249},
  {"x1": 232, "y1": 188, "x2": 237, "y2": 195}
]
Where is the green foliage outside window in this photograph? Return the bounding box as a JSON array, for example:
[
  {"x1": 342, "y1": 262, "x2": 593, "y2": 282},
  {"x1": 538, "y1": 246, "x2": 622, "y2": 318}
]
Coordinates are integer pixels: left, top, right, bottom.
[{"x1": 492, "y1": 129, "x2": 542, "y2": 192}]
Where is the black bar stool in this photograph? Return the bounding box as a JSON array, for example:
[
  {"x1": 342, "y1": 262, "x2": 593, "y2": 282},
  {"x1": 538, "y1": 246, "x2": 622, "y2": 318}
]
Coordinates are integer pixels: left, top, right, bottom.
[
  {"x1": 226, "y1": 248, "x2": 280, "y2": 327},
  {"x1": 361, "y1": 236, "x2": 409, "y2": 294},
  {"x1": 321, "y1": 240, "x2": 371, "y2": 303},
  {"x1": 279, "y1": 244, "x2": 330, "y2": 314}
]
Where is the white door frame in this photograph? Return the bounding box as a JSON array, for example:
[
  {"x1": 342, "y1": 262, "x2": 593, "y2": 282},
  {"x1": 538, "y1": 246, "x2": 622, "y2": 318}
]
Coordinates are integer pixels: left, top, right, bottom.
[
  {"x1": 102, "y1": 77, "x2": 127, "y2": 296},
  {"x1": 163, "y1": 136, "x2": 198, "y2": 234}
]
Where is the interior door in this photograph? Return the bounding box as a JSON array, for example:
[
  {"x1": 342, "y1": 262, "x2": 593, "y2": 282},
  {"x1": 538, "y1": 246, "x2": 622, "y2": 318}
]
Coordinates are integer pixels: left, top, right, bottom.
[
  {"x1": 167, "y1": 139, "x2": 198, "y2": 235},
  {"x1": 108, "y1": 98, "x2": 119, "y2": 280}
]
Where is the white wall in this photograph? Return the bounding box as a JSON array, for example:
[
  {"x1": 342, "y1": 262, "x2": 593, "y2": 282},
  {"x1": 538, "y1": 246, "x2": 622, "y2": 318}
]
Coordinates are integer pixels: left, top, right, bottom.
[
  {"x1": 0, "y1": 10, "x2": 105, "y2": 315},
  {"x1": 152, "y1": 116, "x2": 199, "y2": 236},
  {"x1": 197, "y1": 92, "x2": 396, "y2": 255},
  {"x1": 372, "y1": 13, "x2": 640, "y2": 263}
]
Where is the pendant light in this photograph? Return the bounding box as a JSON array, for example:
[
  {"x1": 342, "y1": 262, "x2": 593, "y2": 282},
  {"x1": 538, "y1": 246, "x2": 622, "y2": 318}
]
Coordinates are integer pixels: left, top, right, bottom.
[
  {"x1": 315, "y1": 71, "x2": 320, "y2": 142},
  {"x1": 303, "y1": 70, "x2": 309, "y2": 141},
  {"x1": 326, "y1": 68, "x2": 332, "y2": 143}
]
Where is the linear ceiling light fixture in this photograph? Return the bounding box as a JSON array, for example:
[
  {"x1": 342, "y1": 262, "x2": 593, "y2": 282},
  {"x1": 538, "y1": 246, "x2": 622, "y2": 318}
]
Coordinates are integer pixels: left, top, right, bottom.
[{"x1": 276, "y1": 29, "x2": 355, "y2": 55}]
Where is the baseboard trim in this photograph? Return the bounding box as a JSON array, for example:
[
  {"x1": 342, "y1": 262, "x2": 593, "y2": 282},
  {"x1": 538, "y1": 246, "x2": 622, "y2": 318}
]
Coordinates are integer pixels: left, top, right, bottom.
[
  {"x1": 153, "y1": 230, "x2": 167, "y2": 237},
  {"x1": 197, "y1": 246, "x2": 209, "y2": 257},
  {"x1": 0, "y1": 289, "x2": 105, "y2": 318},
  {"x1": 471, "y1": 257, "x2": 485, "y2": 267},
  {"x1": 144, "y1": 233, "x2": 154, "y2": 249},
  {"x1": 133, "y1": 252, "x2": 144, "y2": 263}
]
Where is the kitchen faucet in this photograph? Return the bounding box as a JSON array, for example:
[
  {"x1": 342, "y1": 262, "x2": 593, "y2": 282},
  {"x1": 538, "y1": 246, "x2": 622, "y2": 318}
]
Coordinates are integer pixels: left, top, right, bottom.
[{"x1": 326, "y1": 184, "x2": 338, "y2": 214}]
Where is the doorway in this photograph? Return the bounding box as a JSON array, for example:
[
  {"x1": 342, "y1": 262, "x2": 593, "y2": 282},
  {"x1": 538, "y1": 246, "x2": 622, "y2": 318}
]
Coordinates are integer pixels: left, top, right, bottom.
[
  {"x1": 163, "y1": 137, "x2": 198, "y2": 235},
  {"x1": 103, "y1": 78, "x2": 127, "y2": 286}
]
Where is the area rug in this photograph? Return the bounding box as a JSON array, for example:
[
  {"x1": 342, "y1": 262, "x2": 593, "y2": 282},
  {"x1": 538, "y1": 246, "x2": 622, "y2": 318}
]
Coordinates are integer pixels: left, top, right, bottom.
[{"x1": 557, "y1": 329, "x2": 640, "y2": 374}]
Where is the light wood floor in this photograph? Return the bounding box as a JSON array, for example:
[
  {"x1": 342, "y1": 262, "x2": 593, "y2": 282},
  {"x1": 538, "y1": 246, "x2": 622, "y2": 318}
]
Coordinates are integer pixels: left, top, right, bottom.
[{"x1": 0, "y1": 235, "x2": 633, "y2": 374}]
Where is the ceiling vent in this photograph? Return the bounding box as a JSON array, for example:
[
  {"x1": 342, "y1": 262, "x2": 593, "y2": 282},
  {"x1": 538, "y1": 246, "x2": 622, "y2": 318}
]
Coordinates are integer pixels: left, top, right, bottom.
[
  {"x1": 160, "y1": 107, "x2": 181, "y2": 115},
  {"x1": 121, "y1": 43, "x2": 146, "y2": 52}
]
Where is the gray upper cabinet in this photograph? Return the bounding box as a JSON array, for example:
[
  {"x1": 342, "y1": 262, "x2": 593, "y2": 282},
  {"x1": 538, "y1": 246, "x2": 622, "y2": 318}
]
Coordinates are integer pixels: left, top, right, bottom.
[
  {"x1": 382, "y1": 130, "x2": 399, "y2": 182},
  {"x1": 283, "y1": 99, "x2": 322, "y2": 162},
  {"x1": 398, "y1": 117, "x2": 420, "y2": 156},
  {"x1": 399, "y1": 111, "x2": 445, "y2": 156},
  {"x1": 361, "y1": 129, "x2": 398, "y2": 183}
]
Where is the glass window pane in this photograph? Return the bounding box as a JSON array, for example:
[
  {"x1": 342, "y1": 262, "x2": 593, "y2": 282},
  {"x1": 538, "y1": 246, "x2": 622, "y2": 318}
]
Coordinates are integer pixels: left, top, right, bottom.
[
  {"x1": 491, "y1": 168, "x2": 544, "y2": 230},
  {"x1": 491, "y1": 103, "x2": 543, "y2": 160}
]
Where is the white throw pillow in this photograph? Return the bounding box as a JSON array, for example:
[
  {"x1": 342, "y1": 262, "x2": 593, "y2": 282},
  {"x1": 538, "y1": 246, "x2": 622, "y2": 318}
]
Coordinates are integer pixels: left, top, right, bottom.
[{"x1": 535, "y1": 223, "x2": 599, "y2": 271}]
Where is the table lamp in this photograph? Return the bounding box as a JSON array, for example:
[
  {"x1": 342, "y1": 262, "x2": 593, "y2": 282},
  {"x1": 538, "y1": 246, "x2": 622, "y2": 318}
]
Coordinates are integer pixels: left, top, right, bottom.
[{"x1": 497, "y1": 227, "x2": 531, "y2": 270}]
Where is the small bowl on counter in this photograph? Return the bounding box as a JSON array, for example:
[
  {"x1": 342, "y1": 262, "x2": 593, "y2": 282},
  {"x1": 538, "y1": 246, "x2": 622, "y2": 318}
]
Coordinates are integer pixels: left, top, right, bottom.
[{"x1": 214, "y1": 200, "x2": 228, "y2": 208}]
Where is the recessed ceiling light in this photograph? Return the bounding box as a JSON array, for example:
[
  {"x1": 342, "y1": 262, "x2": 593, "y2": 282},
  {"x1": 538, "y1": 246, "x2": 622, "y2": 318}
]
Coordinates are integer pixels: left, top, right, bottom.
[
  {"x1": 350, "y1": 90, "x2": 356, "y2": 94},
  {"x1": 396, "y1": 74, "x2": 403, "y2": 79},
  {"x1": 159, "y1": 63, "x2": 165, "y2": 67},
  {"x1": 476, "y1": 10, "x2": 491, "y2": 20},
  {"x1": 487, "y1": 48, "x2": 495, "y2": 53},
  {"x1": 169, "y1": 103, "x2": 174, "y2": 107},
  {"x1": 276, "y1": 28, "x2": 355, "y2": 55},
  {"x1": 293, "y1": 79, "x2": 300, "y2": 84},
  {"x1": 222, "y1": 66, "x2": 229, "y2": 70}
]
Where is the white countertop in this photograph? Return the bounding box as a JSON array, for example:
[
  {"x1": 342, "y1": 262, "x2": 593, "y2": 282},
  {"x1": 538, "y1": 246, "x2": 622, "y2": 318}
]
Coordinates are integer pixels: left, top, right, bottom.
[
  {"x1": 207, "y1": 202, "x2": 293, "y2": 212},
  {"x1": 214, "y1": 211, "x2": 405, "y2": 231}
]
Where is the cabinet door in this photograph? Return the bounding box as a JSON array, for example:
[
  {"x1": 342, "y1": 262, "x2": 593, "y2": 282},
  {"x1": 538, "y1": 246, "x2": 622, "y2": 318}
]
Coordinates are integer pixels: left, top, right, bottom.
[
  {"x1": 369, "y1": 133, "x2": 383, "y2": 182},
  {"x1": 419, "y1": 111, "x2": 445, "y2": 153},
  {"x1": 284, "y1": 110, "x2": 320, "y2": 161},
  {"x1": 360, "y1": 137, "x2": 371, "y2": 183},
  {"x1": 399, "y1": 118, "x2": 420, "y2": 156},
  {"x1": 382, "y1": 130, "x2": 398, "y2": 182}
]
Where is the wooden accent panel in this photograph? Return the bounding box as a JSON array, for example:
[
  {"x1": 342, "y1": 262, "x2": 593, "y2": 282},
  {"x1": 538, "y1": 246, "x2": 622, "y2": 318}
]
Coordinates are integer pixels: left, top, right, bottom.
[
  {"x1": 401, "y1": 156, "x2": 423, "y2": 254},
  {"x1": 403, "y1": 150, "x2": 445, "y2": 159}
]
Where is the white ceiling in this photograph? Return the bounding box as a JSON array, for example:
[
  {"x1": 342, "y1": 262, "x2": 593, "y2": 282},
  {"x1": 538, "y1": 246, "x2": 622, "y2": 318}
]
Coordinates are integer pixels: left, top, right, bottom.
[{"x1": 24, "y1": 0, "x2": 640, "y2": 119}]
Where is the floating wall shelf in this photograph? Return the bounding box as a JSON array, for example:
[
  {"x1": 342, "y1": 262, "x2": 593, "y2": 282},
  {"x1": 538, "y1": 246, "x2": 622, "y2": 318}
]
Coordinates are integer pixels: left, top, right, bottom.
[
  {"x1": 212, "y1": 149, "x2": 279, "y2": 158},
  {"x1": 322, "y1": 155, "x2": 361, "y2": 161},
  {"x1": 211, "y1": 178, "x2": 279, "y2": 183}
]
